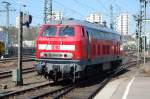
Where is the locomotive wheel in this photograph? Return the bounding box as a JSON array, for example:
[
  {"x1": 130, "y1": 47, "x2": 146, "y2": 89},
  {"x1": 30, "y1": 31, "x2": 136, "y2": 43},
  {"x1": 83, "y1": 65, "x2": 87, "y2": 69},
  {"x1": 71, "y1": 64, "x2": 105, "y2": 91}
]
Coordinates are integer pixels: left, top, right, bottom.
[
  {"x1": 71, "y1": 72, "x2": 76, "y2": 83},
  {"x1": 72, "y1": 77, "x2": 75, "y2": 83},
  {"x1": 44, "y1": 72, "x2": 49, "y2": 80},
  {"x1": 80, "y1": 68, "x2": 87, "y2": 80},
  {"x1": 36, "y1": 71, "x2": 41, "y2": 75},
  {"x1": 53, "y1": 71, "x2": 58, "y2": 82},
  {"x1": 111, "y1": 61, "x2": 121, "y2": 70},
  {"x1": 54, "y1": 75, "x2": 58, "y2": 82}
]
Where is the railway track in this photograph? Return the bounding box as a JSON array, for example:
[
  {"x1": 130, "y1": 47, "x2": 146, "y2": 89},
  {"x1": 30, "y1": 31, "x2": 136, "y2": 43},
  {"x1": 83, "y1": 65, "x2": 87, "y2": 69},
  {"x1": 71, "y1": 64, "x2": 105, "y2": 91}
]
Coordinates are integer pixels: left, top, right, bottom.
[
  {"x1": 0, "y1": 80, "x2": 70, "y2": 99},
  {"x1": 0, "y1": 67, "x2": 35, "y2": 79},
  {"x1": 30, "y1": 84, "x2": 75, "y2": 99},
  {"x1": 0, "y1": 60, "x2": 139, "y2": 99},
  {"x1": 0, "y1": 56, "x2": 35, "y2": 63}
]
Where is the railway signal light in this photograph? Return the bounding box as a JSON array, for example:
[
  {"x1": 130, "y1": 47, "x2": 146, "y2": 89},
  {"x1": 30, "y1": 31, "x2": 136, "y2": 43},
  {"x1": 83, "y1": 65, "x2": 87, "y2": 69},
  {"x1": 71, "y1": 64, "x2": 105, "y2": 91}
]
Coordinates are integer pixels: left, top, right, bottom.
[
  {"x1": 139, "y1": 36, "x2": 147, "y2": 52},
  {"x1": 139, "y1": 37, "x2": 143, "y2": 52},
  {"x1": 29, "y1": 15, "x2": 32, "y2": 24},
  {"x1": 23, "y1": 13, "x2": 32, "y2": 28},
  {"x1": 144, "y1": 36, "x2": 147, "y2": 51},
  {"x1": 136, "y1": 32, "x2": 139, "y2": 38}
]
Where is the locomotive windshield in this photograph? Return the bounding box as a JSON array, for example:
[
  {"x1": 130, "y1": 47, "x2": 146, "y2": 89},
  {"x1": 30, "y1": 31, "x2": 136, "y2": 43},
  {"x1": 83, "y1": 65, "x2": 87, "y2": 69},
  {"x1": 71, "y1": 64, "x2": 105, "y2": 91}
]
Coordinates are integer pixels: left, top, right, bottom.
[
  {"x1": 41, "y1": 26, "x2": 56, "y2": 37},
  {"x1": 59, "y1": 27, "x2": 74, "y2": 36}
]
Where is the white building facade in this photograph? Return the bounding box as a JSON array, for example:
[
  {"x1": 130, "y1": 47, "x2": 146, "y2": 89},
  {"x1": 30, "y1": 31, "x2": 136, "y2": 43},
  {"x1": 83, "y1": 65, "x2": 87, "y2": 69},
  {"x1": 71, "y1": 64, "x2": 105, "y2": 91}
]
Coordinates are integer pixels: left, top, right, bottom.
[
  {"x1": 86, "y1": 13, "x2": 102, "y2": 24},
  {"x1": 115, "y1": 13, "x2": 129, "y2": 35},
  {"x1": 47, "y1": 10, "x2": 63, "y2": 21}
]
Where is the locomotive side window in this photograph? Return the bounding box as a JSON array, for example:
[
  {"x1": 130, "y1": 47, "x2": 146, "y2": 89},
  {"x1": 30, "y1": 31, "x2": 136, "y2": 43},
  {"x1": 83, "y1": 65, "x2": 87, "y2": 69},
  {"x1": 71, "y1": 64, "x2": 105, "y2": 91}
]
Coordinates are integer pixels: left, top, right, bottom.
[
  {"x1": 59, "y1": 27, "x2": 74, "y2": 36},
  {"x1": 102, "y1": 45, "x2": 106, "y2": 55},
  {"x1": 107, "y1": 45, "x2": 110, "y2": 54},
  {"x1": 81, "y1": 28, "x2": 85, "y2": 37},
  {"x1": 98, "y1": 45, "x2": 100, "y2": 55},
  {"x1": 41, "y1": 26, "x2": 56, "y2": 37}
]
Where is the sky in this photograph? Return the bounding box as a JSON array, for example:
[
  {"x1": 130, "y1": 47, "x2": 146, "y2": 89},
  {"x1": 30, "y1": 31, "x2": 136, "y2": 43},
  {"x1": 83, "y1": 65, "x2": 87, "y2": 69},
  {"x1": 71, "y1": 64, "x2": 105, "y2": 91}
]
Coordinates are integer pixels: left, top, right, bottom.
[{"x1": 0, "y1": 0, "x2": 149, "y2": 34}]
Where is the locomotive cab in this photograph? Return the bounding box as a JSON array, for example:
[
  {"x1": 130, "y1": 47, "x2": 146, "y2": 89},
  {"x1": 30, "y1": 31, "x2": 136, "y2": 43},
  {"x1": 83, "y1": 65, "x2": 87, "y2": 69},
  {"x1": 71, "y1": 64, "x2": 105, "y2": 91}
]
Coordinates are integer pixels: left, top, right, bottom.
[{"x1": 36, "y1": 25, "x2": 85, "y2": 60}]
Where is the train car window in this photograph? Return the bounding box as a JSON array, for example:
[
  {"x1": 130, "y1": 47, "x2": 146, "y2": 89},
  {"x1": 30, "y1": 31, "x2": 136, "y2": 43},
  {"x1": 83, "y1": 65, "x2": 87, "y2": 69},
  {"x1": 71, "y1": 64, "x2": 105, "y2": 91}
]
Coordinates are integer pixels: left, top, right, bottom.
[
  {"x1": 59, "y1": 27, "x2": 74, "y2": 36},
  {"x1": 107, "y1": 45, "x2": 110, "y2": 54},
  {"x1": 93, "y1": 44, "x2": 96, "y2": 56},
  {"x1": 41, "y1": 26, "x2": 56, "y2": 37},
  {"x1": 102, "y1": 45, "x2": 105, "y2": 54},
  {"x1": 98, "y1": 45, "x2": 100, "y2": 55},
  {"x1": 115, "y1": 46, "x2": 117, "y2": 54}
]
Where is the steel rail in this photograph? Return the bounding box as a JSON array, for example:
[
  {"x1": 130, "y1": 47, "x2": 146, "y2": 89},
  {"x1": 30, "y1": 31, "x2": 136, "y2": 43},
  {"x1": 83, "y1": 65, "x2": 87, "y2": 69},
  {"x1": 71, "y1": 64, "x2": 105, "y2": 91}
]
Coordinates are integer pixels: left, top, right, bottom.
[
  {"x1": 30, "y1": 85, "x2": 74, "y2": 99},
  {"x1": 0, "y1": 81, "x2": 52, "y2": 98},
  {"x1": 0, "y1": 57, "x2": 35, "y2": 62},
  {"x1": 0, "y1": 67, "x2": 35, "y2": 79}
]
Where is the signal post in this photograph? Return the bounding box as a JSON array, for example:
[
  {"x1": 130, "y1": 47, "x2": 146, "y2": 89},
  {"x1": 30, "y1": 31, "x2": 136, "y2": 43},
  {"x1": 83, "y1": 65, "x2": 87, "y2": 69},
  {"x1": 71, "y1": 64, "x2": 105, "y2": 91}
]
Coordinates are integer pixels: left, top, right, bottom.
[
  {"x1": 13, "y1": 11, "x2": 32, "y2": 86},
  {"x1": 16, "y1": 11, "x2": 23, "y2": 86}
]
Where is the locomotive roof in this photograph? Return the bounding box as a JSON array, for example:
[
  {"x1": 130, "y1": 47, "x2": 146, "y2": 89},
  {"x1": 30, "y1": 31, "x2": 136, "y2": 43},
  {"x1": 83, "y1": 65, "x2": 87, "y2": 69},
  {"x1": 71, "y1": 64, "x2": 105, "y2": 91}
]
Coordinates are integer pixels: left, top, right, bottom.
[{"x1": 44, "y1": 19, "x2": 119, "y2": 35}]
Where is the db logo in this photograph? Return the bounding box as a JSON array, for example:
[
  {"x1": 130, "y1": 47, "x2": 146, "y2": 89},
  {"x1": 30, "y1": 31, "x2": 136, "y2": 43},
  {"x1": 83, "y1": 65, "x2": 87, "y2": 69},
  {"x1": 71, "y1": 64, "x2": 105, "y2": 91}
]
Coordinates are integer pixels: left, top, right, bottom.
[{"x1": 52, "y1": 45, "x2": 60, "y2": 50}]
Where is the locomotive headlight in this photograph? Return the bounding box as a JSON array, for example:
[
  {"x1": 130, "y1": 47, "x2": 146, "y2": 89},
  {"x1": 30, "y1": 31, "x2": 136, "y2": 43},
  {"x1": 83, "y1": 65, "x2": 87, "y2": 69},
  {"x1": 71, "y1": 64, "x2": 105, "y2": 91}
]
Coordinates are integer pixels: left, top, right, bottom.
[
  {"x1": 63, "y1": 53, "x2": 73, "y2": 58},
  {"x1": 40, "y1": 53, "x2": 45, "y2": 57},
  {"x1": 40, "y1": 52, "x2": 48, "y2": 58},
  {"x1": 44, "y1": 53, "x2": 48, "y2": 58},
  {"x1": 63, "y1": 54, "x2": 67, "y2": 58}
]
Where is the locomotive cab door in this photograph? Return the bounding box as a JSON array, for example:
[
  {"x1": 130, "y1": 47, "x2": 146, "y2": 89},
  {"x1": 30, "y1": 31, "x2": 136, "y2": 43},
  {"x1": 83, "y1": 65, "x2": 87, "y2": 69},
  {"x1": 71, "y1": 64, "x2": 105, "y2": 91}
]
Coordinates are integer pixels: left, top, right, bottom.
[{"x1": 86, "y1": 30, "x2": 92, "y2": 62}]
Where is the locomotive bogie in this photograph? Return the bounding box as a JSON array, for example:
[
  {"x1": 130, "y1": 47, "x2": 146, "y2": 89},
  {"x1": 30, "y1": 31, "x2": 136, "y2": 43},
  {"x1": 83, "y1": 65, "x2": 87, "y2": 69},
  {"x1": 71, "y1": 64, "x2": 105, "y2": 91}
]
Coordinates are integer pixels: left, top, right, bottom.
[{"x1": 35, "y1": 59, "x2": 87, "y2": 81}]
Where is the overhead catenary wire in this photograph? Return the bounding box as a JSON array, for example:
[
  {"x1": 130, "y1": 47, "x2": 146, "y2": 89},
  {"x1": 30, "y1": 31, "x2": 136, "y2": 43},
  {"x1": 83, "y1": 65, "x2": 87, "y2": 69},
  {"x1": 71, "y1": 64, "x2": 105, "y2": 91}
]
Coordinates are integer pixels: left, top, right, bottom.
[
  {"x1": 96, "y1": 0, "x2": 108, "y2": 12},
  {"x1": 54, "y1": 0, "x2": 85, "y2": 18},
  {"x1": 73, "y1": 0, "x2": 96, "y2": 12}
]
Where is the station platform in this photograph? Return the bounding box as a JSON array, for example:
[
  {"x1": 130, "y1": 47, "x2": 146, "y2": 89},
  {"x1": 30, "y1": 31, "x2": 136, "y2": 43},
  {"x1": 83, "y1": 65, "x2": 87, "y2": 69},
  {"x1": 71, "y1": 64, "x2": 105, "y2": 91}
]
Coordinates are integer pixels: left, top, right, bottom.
[{"x1": 94, "y1": 62, "x2": 150, "y2": 99}]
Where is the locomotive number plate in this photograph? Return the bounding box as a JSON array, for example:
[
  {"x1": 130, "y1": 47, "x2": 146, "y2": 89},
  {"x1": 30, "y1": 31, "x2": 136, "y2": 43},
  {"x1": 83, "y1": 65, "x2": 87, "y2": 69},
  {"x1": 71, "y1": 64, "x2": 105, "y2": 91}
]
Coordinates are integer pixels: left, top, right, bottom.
[{"x1": 52, "y1": 45, "x2": 60, "y2": 50}]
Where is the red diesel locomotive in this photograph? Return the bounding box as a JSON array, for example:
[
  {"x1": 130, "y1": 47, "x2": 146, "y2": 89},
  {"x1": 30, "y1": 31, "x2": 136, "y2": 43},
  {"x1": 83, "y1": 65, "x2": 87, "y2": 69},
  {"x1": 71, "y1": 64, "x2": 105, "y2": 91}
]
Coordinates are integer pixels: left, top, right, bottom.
[{"x1": 35, "y1": 19, "x2": 122, "y2": 82}]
